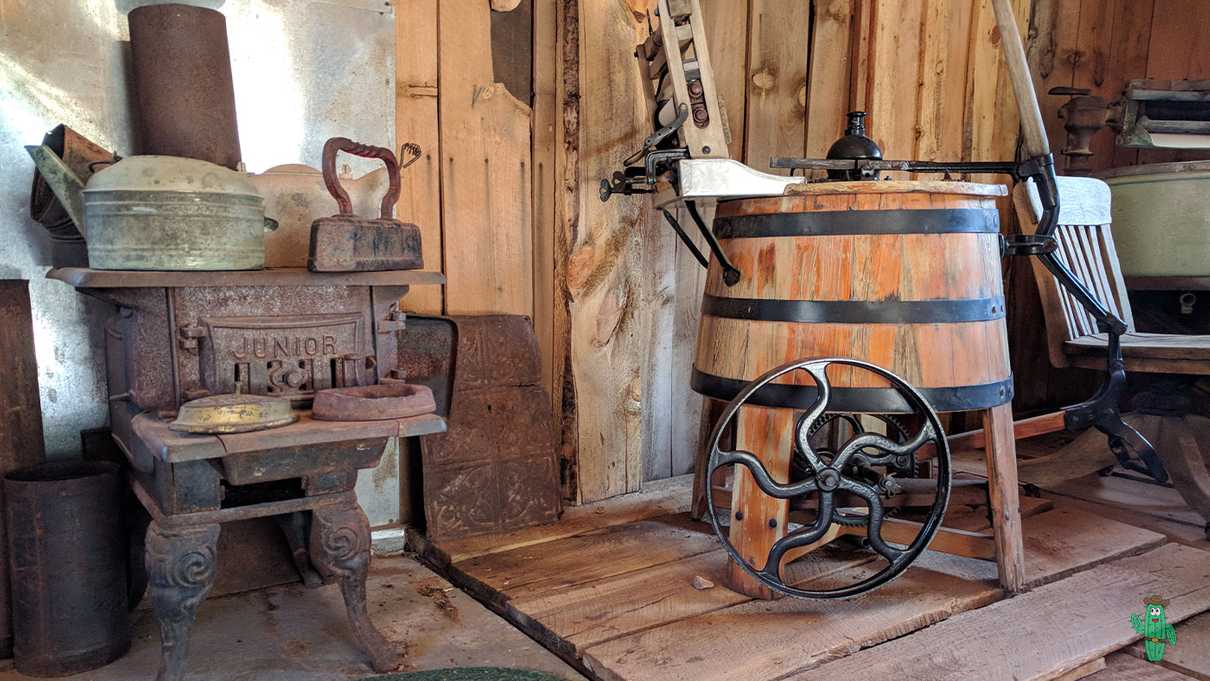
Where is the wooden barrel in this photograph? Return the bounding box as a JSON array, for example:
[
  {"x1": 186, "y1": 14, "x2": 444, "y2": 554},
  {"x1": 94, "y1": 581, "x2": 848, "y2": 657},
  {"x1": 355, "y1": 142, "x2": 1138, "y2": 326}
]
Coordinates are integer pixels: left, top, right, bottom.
[{"x1": 693, "y1": 181, "x2": 1012, "y2": 414}]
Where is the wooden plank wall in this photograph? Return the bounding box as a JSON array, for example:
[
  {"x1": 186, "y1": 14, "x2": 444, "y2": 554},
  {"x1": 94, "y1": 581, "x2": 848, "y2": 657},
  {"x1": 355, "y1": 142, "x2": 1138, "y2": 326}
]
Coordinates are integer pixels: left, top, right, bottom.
[{"x1": 397, "y1": 0, "x2": 1206, "y2": 503}]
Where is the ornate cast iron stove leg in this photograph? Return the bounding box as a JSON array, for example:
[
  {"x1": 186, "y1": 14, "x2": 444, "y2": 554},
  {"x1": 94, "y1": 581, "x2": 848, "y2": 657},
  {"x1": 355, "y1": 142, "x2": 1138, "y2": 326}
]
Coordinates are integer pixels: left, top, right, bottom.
[
  {"x1": 310, "y1": 498, "x2": 404, "y2": 673},
  {"x1": 146, "y1": 523, "x2": 220, "y2": 681}
]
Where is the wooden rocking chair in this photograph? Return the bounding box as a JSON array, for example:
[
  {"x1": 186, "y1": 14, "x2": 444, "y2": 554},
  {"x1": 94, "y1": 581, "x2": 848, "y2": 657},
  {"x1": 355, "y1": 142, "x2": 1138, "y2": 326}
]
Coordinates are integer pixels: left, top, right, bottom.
[{"x1": 1014, "y1": 175, "x2": 1210, "y2": 534}]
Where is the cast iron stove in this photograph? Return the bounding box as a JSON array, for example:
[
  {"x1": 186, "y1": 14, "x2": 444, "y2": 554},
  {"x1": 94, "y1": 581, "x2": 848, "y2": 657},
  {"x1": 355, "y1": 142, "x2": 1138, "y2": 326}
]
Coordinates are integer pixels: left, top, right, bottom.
[{"x1": 49, "y1": 266, "x2": 445, "y2": 681}]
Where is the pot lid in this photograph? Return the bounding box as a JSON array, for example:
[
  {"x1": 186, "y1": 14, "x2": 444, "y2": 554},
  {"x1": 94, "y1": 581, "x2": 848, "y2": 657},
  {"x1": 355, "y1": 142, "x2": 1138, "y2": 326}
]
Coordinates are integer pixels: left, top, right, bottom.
[
  {"x1": 170, "y1": 392, "x2": 297, "y2": 434},
  {"x1": 86, "y1": 155, "x2": 261, "y2": 197}
]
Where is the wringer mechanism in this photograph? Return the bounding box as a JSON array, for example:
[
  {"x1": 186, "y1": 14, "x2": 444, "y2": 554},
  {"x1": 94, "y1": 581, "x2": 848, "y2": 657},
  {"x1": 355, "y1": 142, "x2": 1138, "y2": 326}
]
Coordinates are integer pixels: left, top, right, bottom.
[{"x1": 602, "y1": 0, "x2": 1162, "y2": 598}]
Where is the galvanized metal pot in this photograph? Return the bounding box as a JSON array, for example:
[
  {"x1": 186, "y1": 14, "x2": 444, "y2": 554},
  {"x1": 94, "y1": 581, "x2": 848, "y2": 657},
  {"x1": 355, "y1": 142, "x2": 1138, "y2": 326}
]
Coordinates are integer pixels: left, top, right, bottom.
[
  {"x1": 26, "y1": 147, "x2": 273, "y2": 271},
  {"x1": 4, "y1": 460, "x2": 130, "y2": 677}
]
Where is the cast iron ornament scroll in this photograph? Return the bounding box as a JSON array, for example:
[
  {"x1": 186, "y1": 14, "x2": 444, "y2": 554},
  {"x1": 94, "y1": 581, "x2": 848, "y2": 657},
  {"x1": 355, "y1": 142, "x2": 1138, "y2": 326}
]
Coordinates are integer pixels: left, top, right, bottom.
[
  {"x1": 146, "y1": 523, "x2": 220, "y2": 681},
  {"x1": 705, "y1": 358, "x2": 951, "y2": 599},
  {"x1": 310, "y1": 497, "x2": 405, "y2": 673}
]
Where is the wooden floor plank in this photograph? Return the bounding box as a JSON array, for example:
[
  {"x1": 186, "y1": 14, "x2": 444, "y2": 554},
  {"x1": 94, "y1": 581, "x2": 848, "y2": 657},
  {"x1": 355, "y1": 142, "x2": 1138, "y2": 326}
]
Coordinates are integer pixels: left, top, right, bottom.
[
  {"x1": 457, "y1": 513, "x2": 718, "y2": 601},
  {"x1": 521, "y1": 550, "x2": 746, "y2": 650},
  {"x1": 437, "y1": 474, "x2": 693, "y2": 562},
  {"x1": 1055, "y1": 658, "x2": 1107, "y2": 681},
  {"x1": 1024, "y1": 507, "x2": 1166, "y2": 587},
  {"x1": 787, "y1": 544, "x2": 1210, "y2": 681},
  {"x1": 1044, "y1": 495, "x2": 1210, "y2": 551},
  {"x1": 1127, "y1": 612, "x2": 1210, "y2": 680},
  {"x1": 1049, "y1": 473, "x2": 1206, "y2": 529},
  {"x1": 1089, "y1": 653, "x2": 1200, "y2": 681},
  {"x1": 581, "y1": 551, "x2": 1001, "y2": 681},
  {"x1": 521, "y1": 547, "x2": 878, "y2": 651}
]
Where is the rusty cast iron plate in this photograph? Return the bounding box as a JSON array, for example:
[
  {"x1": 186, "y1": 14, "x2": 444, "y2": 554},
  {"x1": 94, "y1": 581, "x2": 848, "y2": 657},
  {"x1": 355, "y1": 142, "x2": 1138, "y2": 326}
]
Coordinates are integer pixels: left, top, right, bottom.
[{"x1": 312, "y1": 383, "x2": 436, "y2": 421}]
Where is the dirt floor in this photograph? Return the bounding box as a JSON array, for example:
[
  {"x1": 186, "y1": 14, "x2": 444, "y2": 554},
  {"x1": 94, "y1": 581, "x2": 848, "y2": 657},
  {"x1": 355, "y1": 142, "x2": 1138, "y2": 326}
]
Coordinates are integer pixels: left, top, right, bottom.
[{"x1": 0, "y1": 556, "x2": 585, "y2": 681}]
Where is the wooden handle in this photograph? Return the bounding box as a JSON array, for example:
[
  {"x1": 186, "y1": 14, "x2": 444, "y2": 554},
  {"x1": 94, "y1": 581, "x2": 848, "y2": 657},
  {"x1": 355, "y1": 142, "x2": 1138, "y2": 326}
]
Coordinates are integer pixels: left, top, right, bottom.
[{"x1": 991, "y1": 0, "x2": 1050, "y2": 158}]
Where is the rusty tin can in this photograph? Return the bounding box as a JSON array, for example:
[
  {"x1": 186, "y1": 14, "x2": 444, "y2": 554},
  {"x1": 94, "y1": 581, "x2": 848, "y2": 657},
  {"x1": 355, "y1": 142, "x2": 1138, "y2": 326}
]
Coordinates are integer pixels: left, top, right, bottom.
[
  {"x1": 4, "y1": 461, "x2": 130, "y2": 676},
  {"x1": 128, "y1": 3, "x2": 242, "y2": 169}
]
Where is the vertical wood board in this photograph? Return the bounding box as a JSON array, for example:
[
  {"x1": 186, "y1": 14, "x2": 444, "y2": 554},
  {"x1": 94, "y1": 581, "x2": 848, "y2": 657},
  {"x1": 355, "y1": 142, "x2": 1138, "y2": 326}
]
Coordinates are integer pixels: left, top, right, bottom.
[
  {"x1": 396, "y1": 0, "x2": 442, "y2": 314},
  {"x1": 439, "y1": 0, "x2": 534, "y2": 318},
  {"x1": 743, "y1": 0, "x2": 810, "y2": 173},
  {"x1": 568, "y1": 0, "x2": 655, "y2": 500}
]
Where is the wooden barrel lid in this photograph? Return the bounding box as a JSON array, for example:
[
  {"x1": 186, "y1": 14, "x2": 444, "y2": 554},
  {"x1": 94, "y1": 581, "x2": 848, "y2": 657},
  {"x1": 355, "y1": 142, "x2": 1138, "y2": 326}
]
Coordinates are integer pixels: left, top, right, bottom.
[{"x1": 783, "y1": 180, "x2": 1006, "y2": 196}]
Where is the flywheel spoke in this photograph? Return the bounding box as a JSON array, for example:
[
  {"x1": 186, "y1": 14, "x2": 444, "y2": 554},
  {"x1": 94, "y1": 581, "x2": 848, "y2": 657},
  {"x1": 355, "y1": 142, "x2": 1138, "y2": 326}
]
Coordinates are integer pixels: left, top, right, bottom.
[{"x1": 715, "y1": 450, "x2": 819, "y2": 499}]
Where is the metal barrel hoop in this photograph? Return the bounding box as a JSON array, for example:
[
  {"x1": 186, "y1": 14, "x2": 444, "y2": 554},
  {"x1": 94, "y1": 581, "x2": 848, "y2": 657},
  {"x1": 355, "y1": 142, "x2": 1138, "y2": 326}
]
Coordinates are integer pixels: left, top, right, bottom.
[{"x1": 704, "y1": 357, "x2": 952, "y2": 599}]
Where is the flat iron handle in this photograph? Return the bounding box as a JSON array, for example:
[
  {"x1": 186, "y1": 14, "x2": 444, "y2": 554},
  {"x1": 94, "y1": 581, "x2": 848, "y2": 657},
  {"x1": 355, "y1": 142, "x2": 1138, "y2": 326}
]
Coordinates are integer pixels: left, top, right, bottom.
[{"x1": 321, "y1": 136, "x2": 400, "y2": 219}]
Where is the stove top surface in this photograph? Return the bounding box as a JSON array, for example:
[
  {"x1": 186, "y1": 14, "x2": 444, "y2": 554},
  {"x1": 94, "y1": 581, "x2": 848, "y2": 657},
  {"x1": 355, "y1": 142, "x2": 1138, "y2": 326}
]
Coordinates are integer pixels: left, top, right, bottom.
[{"x1": 48, "y1": 267, "x2": 445, "y2": 289}]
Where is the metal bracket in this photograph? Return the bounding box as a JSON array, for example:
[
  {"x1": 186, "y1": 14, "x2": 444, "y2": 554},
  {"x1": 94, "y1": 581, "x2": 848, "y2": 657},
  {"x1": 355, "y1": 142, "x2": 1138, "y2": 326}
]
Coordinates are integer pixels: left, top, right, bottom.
[{"x1": 1002, "y1": 234, "x2": 1057, "y2": 257}]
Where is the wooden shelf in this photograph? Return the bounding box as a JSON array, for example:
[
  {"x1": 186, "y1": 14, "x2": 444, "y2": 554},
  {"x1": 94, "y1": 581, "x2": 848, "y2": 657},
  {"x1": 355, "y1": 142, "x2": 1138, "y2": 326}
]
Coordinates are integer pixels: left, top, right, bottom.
[{"x1": 48, "y1": 266, "x2": 445, "y2": 289}]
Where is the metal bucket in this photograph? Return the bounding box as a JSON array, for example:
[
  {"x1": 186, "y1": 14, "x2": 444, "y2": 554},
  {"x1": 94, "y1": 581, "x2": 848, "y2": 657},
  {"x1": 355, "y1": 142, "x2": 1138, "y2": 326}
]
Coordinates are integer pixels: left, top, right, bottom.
[{"x1": 4, "y1": 461, "x2": 130, "y2": 677}]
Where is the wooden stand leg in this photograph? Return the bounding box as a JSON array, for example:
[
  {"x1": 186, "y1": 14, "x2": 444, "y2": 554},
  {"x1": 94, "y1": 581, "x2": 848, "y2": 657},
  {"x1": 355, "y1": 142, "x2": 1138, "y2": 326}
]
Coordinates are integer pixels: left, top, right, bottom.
[
  {"x1": 310, "y1": 498, "x2": 404, "y2": 673},
  {"x1": 691, "y1": 398, "x2": 726, "y2": 521},
  {"x1": 725, "y1": 405, "x2": 795, "y2": 599},
  {"x1": 146, "y1": 523, "x2": 220, "y2": 681},
  {"x1": 982, "y1": 403, "x2": 1026, "y2": 593}
]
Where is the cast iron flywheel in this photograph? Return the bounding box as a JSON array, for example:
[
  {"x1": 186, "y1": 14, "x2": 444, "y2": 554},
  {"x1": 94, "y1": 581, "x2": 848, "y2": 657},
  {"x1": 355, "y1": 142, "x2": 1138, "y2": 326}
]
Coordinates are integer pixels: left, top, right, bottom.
[{"x1": 705, "y1": 357, "x2": 951, "y2": 598}]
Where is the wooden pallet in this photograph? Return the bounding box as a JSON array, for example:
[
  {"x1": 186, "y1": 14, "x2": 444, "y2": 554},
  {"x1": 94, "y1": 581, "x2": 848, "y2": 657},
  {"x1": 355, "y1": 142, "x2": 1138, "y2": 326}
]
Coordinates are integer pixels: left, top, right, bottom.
[{"x1": 410, "y1": 476, "x2": 1175, "y2": 681}]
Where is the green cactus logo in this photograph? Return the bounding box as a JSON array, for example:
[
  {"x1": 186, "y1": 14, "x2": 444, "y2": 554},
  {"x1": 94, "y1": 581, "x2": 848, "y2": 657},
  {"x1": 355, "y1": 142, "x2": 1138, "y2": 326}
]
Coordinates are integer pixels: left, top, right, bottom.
[{"x1": 1131, "y1": 595, "x2": 1177, "y2": 662}]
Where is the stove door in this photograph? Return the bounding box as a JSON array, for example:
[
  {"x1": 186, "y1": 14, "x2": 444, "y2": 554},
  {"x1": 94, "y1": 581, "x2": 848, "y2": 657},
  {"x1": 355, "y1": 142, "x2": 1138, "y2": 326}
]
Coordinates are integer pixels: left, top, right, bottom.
[
  {"x1": 198, "y1": 313, "x2": 369, "y2": 401},
  {"x1": 172, "y1": 286, "x2": 378, "y2": 404}
]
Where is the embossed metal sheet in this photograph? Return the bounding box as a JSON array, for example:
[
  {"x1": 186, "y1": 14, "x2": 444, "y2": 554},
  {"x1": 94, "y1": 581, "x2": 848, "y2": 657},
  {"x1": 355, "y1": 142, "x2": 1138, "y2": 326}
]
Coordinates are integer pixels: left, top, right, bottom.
[
  {"x1": 418, "y1": 316, "x2": 560, "y2": 539},
  {"x1": 422, "y1": 386, "x2": 560, "y2": 538}
]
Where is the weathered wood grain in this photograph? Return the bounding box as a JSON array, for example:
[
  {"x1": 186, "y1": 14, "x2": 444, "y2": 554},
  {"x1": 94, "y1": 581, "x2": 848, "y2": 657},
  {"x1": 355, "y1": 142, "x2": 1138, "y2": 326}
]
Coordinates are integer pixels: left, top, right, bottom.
[
  {"x1": 395, "y1": 0, "x2": 443, "y2": 314},
  {"x1": 726, "y1": 405, "x2": 795, "y2": 598},
  {"x1": 744, "y1": 0, "x2": 809, "y2": 174},
  {"x1": 866, "y1": 0, "x2": 924, "y2": 162},
  {"x1": 1089, "y1": 653, "x2": 1200, "y2": 681},
  {"x1": 439, "y1": 1, "x2": 534, "y2": 317},
  {"x1": 533, "y1": 0, "x2": 558, "y2": 409},
  {"x1": 983, "y1": 402, "x2": 1025, "y2": 593},
  {"x1": 804, "y1": 0, "x2": 854, "y2": 162},
  {"x1": 582, "y1": 550, "x2": 1001, "y2": 681},
  {"x1": 455, "y1": 513, "x2": 718, "y2": 602},
  {"x1": 917, "y1": 0, "x2": 973, "y2": 164},
  {"x1": 700, "y1": 0, "x2": 750, "y2": 161},
  {"x1": 564, "y1": 0, "x2": 652, "y2": 501},
  {"x1": 1021, "y1": 506, "x2": 1166, "y2": 587},
  {"x1": 1055, "y1": 658, "x2": 1108, "y2": 681},
  {"x1": 436, "y1": 474, "x2": 693, "y2": 564},
  {"x1": 786, "y1": 543, "x2": 1210, "y2": 681},
  {"x1": 521, "y1": 545, "x2": 879, "y2": 652}
]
